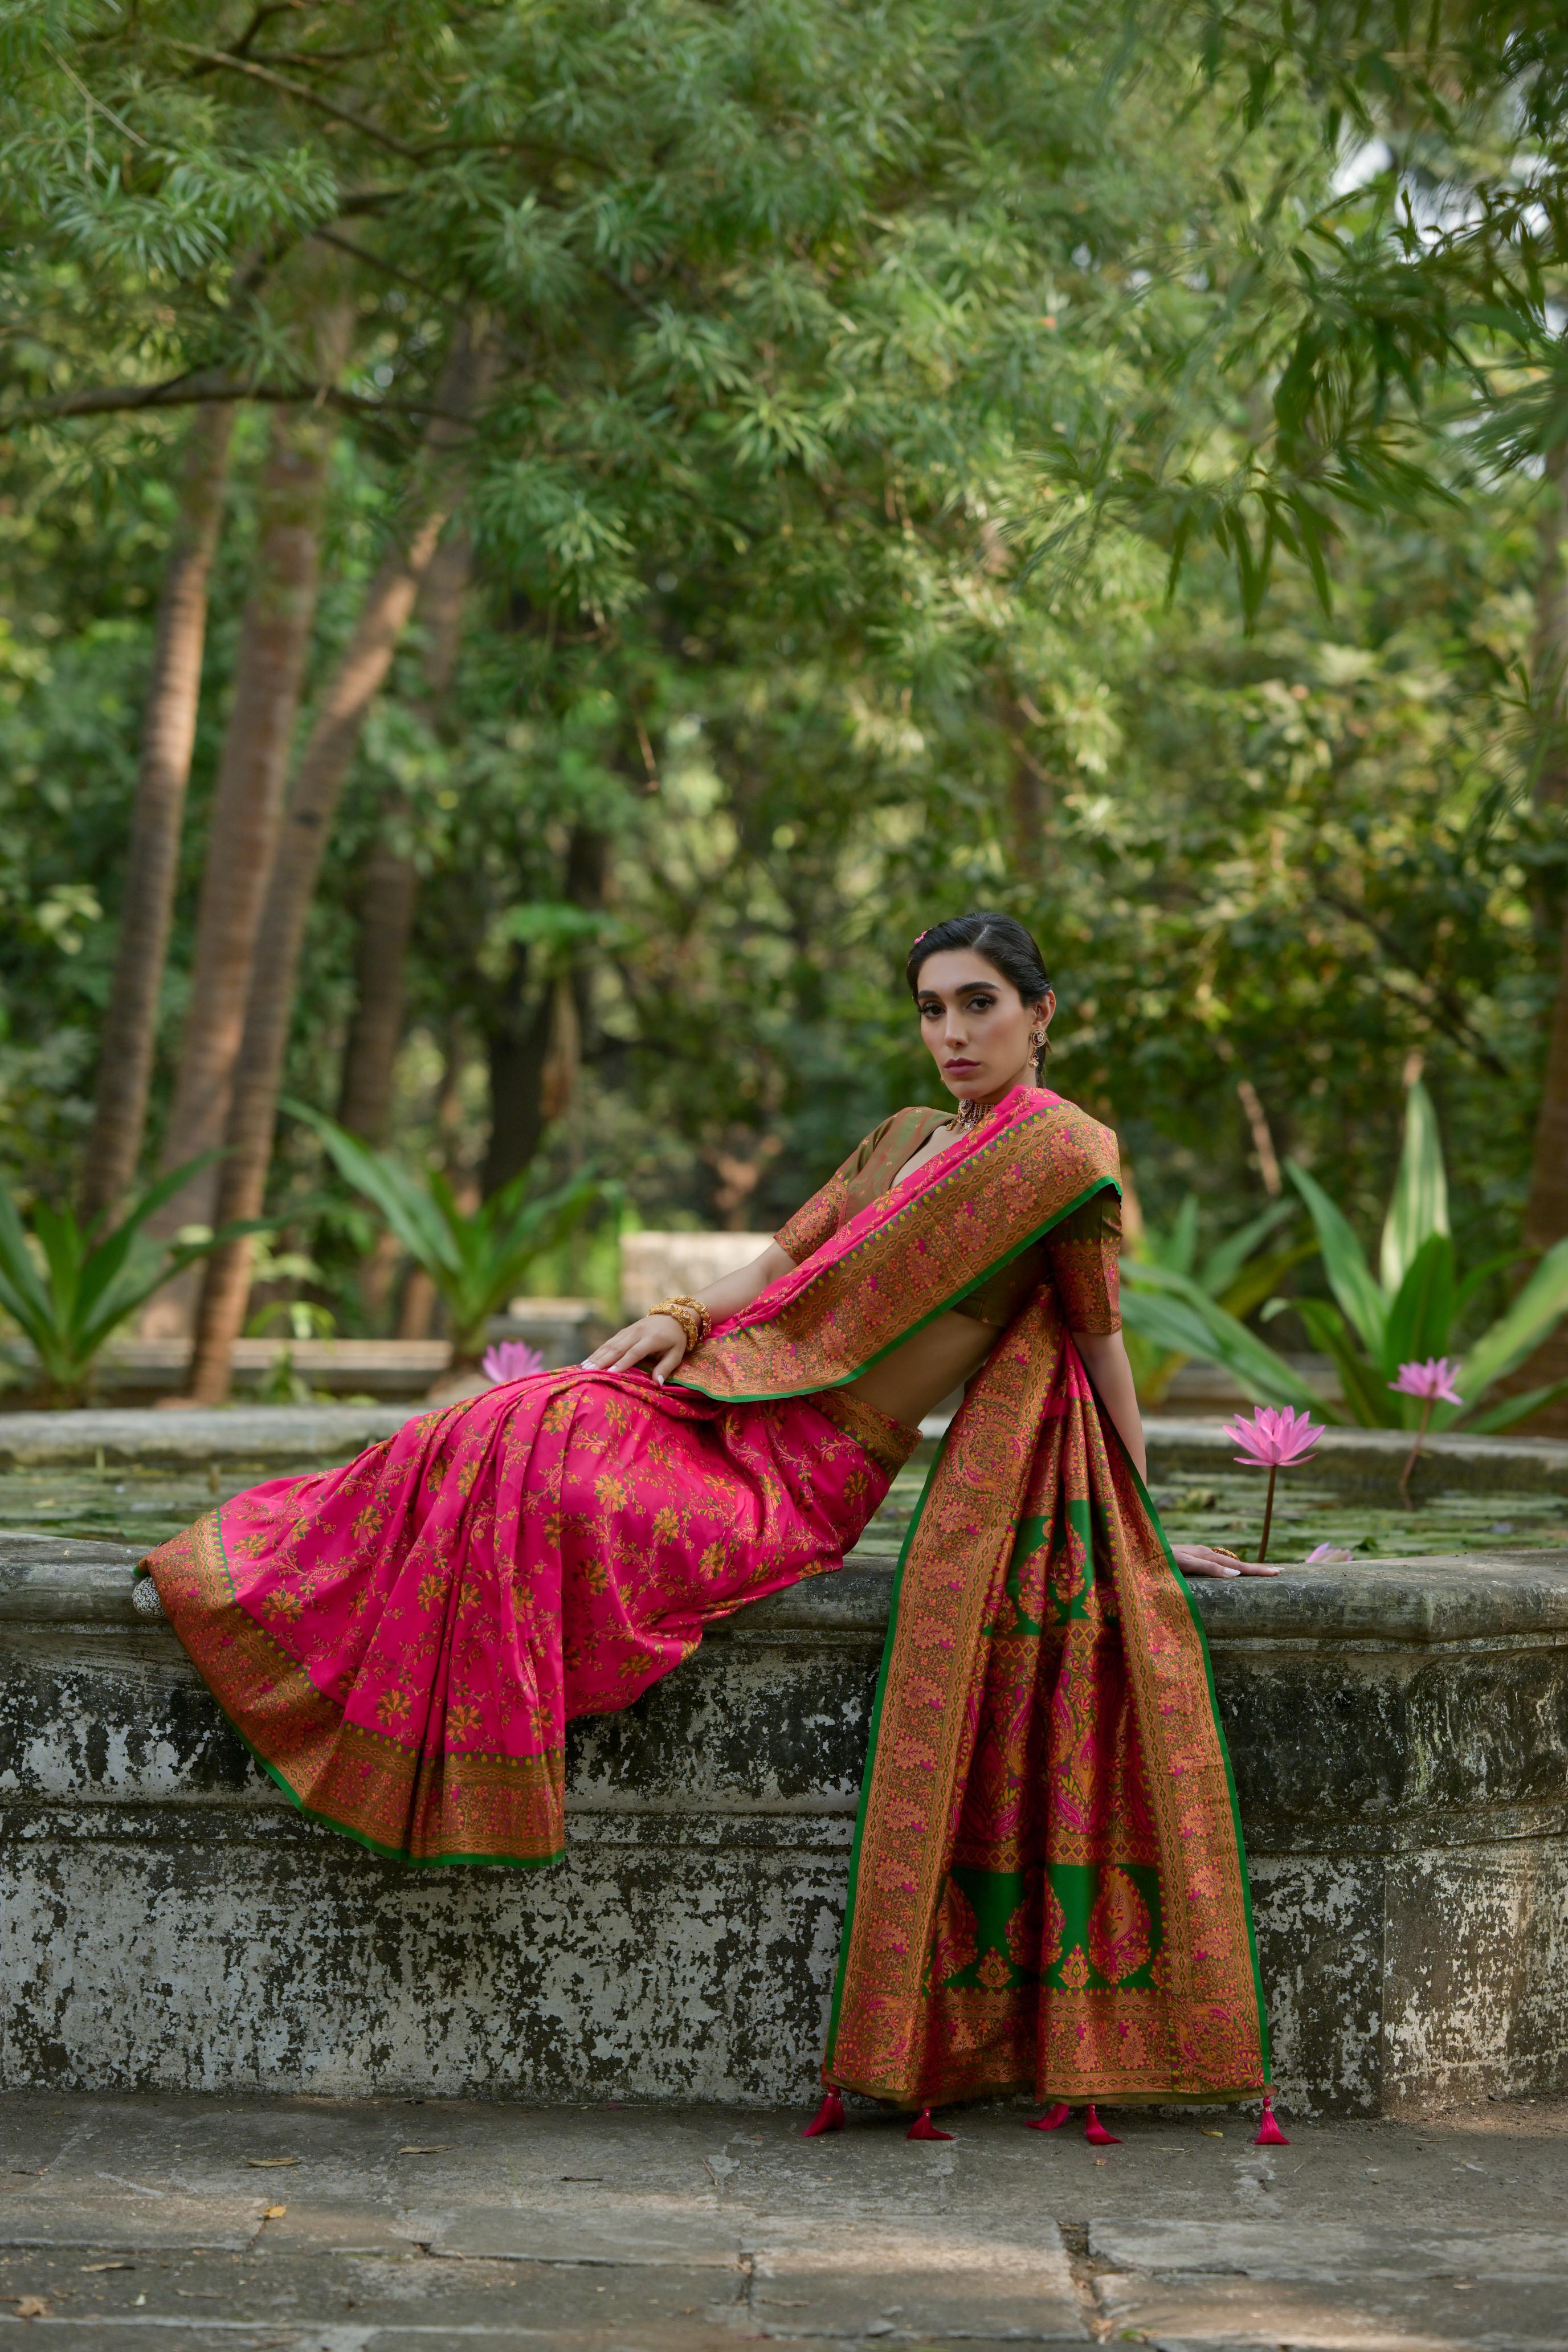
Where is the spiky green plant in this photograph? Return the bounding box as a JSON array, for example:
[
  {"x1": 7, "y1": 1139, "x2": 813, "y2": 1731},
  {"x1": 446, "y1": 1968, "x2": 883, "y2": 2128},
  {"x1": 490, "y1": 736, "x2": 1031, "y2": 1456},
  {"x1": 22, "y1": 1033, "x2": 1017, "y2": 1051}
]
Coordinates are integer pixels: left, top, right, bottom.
[
  {"x1": 0, "y1": 1158, "x2": 266, "y2": 1408},
  {"x1": 1120, "y1": 1194, "x2": 1312, "y2": 1409},
  {"x1": 288, "y1": 1104, "x2": 614, "y2": 1365},
  {"x1": 1275, "y1": 1081, "x2": 1568, "y2": 1434}
]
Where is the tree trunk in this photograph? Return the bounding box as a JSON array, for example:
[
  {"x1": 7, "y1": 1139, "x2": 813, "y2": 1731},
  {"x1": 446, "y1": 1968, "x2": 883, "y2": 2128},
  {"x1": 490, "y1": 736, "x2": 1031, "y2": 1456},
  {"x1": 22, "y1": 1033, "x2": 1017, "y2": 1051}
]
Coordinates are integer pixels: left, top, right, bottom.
[
  {"x1": 479, "y1": 964, "x2": 554, "y2": 1199},
  {"x1": 187, "y1": 330, "x2": 496, "y2": 1403},
  {"x1": 995, "y1": 681, "x2": 1053, "y2": 887},
  {"x1": 78, "y1": 403, "x2": 235, "y2": 1223},
  {"x1": 335, "y1": 532, "x2": 473, "y2": 1143},
  {"x1": 136, "y1": 387, "x2": 346, "y2": 1336},
  {"x1": 334, "y1": 837, "x2": 421, "y2": 1144},
  {"x1": 479, "y1": 824, "x2": 606, "y2": 1197}
]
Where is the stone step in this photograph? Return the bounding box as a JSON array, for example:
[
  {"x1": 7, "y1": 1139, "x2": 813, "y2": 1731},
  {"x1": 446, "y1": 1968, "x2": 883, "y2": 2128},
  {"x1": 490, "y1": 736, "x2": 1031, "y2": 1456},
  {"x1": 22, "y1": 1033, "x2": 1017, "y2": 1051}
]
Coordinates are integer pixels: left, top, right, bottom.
[{"x1": 3, "y1": 1527, "x2": 1566, "y2": 2116}]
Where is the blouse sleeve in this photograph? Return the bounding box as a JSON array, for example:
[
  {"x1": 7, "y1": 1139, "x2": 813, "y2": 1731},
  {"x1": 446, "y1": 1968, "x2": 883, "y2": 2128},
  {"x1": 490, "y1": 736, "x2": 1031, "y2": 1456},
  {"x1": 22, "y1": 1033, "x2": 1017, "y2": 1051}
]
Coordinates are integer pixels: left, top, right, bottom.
[
  {"x1": 774, "y1": 1118, "x2": 900, "y2": 1264},
  {"x1": 1044, "y1": 1186, "x2": 1122, "y2": 1333}
]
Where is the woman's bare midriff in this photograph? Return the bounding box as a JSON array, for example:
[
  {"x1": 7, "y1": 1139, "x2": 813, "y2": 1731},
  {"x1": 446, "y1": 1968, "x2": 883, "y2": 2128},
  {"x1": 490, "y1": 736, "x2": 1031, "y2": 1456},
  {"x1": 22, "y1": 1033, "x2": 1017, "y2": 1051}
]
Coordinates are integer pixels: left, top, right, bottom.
[
  {"x1": 840, "y1": 1309, "x2": 999, "y2": 1428},
  {"x1": 830, "y1": 1121, "x2": 999, "y2": 1427}
]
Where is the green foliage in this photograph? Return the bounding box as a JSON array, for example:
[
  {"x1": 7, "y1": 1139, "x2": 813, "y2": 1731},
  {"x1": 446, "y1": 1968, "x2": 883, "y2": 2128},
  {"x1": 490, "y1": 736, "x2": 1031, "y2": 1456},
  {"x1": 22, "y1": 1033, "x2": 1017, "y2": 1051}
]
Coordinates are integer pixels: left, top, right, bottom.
[
  {"x1": 0, "y1": 1157, "x2": 264, "y2": 1406},
  {"x1": 0, "y1": 0, "x2": 1561, "y2": 1396},
  {"x1": 287, "y1": 1103, "x2": 612, "y2": 1361},
  {"x1": 1120, "y1": 1195, "x2": 1310, "y2": 1407},
  {"x1": 1121, "y1": 1259, "x2": 1327, "y2": 1415},
  {"x1": 1276, "y1": 1081, "x2": 1568, "y2": 1431}
]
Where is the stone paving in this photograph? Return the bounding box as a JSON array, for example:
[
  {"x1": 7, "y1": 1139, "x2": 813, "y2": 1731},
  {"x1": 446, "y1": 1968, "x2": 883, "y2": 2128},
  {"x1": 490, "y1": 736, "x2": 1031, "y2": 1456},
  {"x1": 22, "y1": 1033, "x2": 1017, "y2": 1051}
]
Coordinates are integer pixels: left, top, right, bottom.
[{"x1": 0, "y1": 2089, "x2": 1564, "y2": 2349}]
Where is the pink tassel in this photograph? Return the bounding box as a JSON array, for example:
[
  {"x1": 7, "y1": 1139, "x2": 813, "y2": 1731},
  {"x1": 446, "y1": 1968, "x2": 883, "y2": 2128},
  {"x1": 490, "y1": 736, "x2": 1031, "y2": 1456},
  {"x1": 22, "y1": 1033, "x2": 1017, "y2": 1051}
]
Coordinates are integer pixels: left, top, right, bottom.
[
  {"x1": 802, "y1": 2087, "x2": 844, "y2": 2138},
  {"x1": 1083, "y1": 2104, "x2": 1120, "y2": 2145},
  {"x1": 1253, "y1": 2093, "x2": 1289, "y2": 2146},
  {"x1": 1026, "y1": 2101, "x2": 1072, "y2": 2132},
  {"x1": 906, "y1": 2107, "x2": 954, "y2": 2141}
]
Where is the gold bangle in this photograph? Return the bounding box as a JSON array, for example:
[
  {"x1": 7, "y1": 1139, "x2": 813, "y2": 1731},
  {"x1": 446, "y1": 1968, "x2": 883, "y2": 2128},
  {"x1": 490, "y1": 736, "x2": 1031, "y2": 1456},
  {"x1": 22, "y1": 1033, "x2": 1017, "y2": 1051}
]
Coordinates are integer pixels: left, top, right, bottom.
[{"x1": 650, "y1": 1295, "x2": 710, "y2": 1351}]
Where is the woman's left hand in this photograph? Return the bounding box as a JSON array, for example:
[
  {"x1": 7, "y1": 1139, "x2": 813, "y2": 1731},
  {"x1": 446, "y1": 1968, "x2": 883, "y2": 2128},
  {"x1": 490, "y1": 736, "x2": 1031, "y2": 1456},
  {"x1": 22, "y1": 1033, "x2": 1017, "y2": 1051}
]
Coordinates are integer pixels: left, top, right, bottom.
[{"x1": 1171, "y1": 1543, "x2": 1279, "y2": 1580}]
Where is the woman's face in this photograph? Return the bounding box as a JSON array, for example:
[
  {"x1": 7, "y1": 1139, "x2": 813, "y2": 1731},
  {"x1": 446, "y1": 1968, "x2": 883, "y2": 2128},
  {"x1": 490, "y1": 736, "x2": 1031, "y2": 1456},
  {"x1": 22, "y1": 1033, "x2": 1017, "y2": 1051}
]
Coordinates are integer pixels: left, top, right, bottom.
[{"x1": 913, "y1": 950, "x2": 1054, "y2": 1104}]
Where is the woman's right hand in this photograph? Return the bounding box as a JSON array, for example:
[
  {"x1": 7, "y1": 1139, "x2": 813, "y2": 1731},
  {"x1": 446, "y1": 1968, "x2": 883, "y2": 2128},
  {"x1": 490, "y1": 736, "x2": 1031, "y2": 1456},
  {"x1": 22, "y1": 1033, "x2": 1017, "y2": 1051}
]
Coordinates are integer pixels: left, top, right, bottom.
[{"x1": 581, "y1": 1314, "x2": 689, "y2": 1384}]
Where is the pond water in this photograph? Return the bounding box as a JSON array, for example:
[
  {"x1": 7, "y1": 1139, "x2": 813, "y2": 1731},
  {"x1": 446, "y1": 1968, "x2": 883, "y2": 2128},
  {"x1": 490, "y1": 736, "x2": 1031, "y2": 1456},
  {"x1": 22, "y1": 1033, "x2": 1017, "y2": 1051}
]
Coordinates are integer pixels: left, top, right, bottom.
[
  {"x1": 5, "y1": 1456, "x2": 1563, "y2": 1567},
  {"x1": 852, "y1": 1463, "x2": 1568, "y2": 1565}
]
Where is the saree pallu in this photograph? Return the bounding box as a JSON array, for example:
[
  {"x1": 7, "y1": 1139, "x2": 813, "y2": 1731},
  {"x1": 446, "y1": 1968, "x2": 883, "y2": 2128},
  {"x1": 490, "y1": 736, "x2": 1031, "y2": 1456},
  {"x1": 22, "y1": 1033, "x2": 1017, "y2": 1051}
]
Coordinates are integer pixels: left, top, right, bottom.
[
  {"x1": 142, "y1": 1371, "x2": 913, "y2": 1867},
  {"x1": 675, "y1": 1086, "x2": 1270, "y2": 2110}
]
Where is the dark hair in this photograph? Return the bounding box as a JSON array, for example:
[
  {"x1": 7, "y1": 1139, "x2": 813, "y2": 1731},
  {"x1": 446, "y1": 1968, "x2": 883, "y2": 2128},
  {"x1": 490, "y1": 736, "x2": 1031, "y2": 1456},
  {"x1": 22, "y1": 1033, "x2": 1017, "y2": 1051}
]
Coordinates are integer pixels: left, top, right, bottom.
[{"x1": 905, "y1": 910, "x2": 1052, "y2": 1007}]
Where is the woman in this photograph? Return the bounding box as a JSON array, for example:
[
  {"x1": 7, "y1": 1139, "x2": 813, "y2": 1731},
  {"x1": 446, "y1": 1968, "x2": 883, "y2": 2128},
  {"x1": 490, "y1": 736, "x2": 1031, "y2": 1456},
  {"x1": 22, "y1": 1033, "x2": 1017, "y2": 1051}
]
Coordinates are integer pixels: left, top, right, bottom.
[{"x1": 140, "y1": 910, "x2": 1277, "y2": 2134}]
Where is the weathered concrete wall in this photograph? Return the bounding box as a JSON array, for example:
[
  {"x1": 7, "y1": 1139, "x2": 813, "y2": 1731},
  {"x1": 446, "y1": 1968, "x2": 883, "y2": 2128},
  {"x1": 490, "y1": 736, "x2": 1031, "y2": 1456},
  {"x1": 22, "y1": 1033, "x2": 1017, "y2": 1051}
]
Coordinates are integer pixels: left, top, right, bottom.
[{"x1": 3, "y1": 1530, "x2": 1566, "y2": 2116}]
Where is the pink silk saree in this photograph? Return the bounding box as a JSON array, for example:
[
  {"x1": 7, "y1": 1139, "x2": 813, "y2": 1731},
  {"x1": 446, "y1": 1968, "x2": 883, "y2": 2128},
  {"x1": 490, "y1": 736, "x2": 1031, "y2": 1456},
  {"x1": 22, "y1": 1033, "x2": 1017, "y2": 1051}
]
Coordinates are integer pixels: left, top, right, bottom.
[
  {"x1": 142, "y1": 1374, "x2": 910, "y2": 1867},
  {"x1": 144, "y1": 1083, "x2": 1269, "y2": 2110}
]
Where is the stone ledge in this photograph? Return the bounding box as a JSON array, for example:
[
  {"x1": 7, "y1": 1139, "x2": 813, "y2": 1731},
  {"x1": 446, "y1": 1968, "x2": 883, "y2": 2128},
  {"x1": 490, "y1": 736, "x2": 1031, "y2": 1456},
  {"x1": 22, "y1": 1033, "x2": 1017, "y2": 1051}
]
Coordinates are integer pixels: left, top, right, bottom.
[{"x1": 8, "y1": 1527, "x2": 1568, "y2": 1649}]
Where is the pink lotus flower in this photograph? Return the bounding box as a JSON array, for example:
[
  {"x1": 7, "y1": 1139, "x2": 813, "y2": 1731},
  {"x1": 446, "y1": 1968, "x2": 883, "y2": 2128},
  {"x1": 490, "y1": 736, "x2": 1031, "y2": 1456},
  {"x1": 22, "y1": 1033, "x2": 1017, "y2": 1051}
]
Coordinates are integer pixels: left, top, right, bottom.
[
  {"x1": 481, "y1": 1340, "x2": 546, "y2": 1386},
  {"x1": 1221, "y1": 1405, "x2": 1324, "y2": 1468},
  {"x1": 1389, "y1": 1357, "x2": 1462, "y2": 1506},
  {"x1": 1389, "y1": 1357, "x2": 1463, "y2": 1406},
  {"x1": 1305, "y1": 1542, "x2": 1354, "y2": 1566},
  {"x1": 1217, "y1": 1405, "x2": 1324, "y2": 1566}
]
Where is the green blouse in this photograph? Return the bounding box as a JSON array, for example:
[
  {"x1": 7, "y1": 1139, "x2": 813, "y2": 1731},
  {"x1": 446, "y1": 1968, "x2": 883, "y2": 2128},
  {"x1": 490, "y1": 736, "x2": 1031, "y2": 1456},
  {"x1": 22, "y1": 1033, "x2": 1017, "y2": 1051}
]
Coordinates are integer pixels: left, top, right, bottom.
[{"x1": 774, "y1": 1105, "x2": 1121, "y2": 1333}]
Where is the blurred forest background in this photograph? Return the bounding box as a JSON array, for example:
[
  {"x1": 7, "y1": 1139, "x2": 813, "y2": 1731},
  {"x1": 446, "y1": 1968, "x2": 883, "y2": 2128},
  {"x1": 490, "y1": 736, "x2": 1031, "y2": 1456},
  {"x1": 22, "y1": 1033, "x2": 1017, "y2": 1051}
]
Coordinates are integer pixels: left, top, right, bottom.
[{"x1": 3, "y1": 0, "x2": 1567, "y2": 1402}]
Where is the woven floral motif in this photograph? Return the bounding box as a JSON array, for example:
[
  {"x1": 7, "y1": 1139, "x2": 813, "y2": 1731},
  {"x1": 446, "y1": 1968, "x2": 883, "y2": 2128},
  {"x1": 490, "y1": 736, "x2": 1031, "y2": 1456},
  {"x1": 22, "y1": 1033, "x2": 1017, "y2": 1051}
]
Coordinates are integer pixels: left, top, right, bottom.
[
  {"x1": 820, "y1": 1155, "x2": 1269, "y2": 2108},
  {"x1": 145, "y1": 1372, "x2": 905, "y2": 1865}
]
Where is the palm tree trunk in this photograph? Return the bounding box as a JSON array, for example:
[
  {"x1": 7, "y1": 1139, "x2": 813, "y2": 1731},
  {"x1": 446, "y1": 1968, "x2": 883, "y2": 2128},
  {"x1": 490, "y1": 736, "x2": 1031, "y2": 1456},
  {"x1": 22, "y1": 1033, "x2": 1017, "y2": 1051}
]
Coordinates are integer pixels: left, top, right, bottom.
[
  {"x1": 78, "y1": 403, "x2": 234, "y2": 1223},
  {"x1": 187, "y1": 329, "x2": 496, "y2": 1403},
  {"x1": 335, "y1": 532, "x2": 473, "y2": 1144},
  {"x1": 135, "y1": 386, "x2": 346, "y2": 1336}
]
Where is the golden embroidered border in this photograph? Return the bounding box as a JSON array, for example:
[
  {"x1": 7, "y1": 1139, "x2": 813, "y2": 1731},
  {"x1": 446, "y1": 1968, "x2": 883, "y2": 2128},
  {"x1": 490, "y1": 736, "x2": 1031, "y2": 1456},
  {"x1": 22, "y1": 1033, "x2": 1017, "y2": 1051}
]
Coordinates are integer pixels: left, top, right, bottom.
[
  {"x1": 147, "y1": 1510, "x2": 567, "y2": 1867},
  {"x1": 679, "y1": 1102, "x2": 1120, "y2": 1404},
  {"x1": 808, "y1": 1387, "x2": 922, "y2": 1478},
  {"x1": 825, "y1": 1290, "x2": 1267, "y2": 2106}
]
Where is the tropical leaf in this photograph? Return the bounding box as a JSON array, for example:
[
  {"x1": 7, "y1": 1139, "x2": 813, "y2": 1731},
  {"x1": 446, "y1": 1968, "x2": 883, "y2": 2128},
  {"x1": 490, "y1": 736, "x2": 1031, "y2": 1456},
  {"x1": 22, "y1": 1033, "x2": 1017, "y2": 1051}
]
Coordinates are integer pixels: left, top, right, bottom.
[
  {"x1": 1455, "y1": 1237, "x2": 1568, "y2": 1402},
  {"x1": 1379, "y1": 1079, "x2": 1449, "y2": 1295},
  {"x1": 1285, "y1": 1159, "x2": 1388, "y2": 1357},
  {"x1": 1462, "y1": 1378, "x2": 1568, "y2": 1435},
  {"x1": 1199, "y1": 1198, "x2": 1296, "y2": 1297},
  {"x1": 1121, "y1": 1261, "x2": 1326, "y2": 1410},
  {"x1": 289, "y1": 1101, "x2": 613, "y2": 1358},
  {"x1": 1381, "y1": 1231, "x2": 1456, "y2": 1378},
  {"x1": 1287, "y1": 1296, "x2": 1402, "y2": 1428},
  {"x1": 0, "y1": 1157, "x2": 265, "y2": 1399}
]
